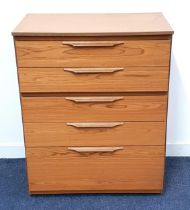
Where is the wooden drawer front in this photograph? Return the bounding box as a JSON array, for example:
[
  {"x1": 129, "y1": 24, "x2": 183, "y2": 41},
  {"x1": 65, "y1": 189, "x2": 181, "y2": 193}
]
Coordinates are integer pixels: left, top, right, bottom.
[
  {"x1": 24, "y1": 122, "x2": 166, "y2": 147},
  {"x1": 19, "y1": 67, "x2": 169, "y2": 93},
  {"x1": 22, "y1": 95, "x2": 167, "y2": 122},
  {"x1": 15, "y1": 40, "x2": 170, "y2": 68},
  {"x1": 26, "y1": 146, "x2": 164, "y2": 193}
]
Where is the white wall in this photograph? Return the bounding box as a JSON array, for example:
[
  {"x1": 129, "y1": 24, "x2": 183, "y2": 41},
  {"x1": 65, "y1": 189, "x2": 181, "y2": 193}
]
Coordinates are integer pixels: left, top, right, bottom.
[{"x1": 0, "y1": 0, "x2": 190, "y2": 158}]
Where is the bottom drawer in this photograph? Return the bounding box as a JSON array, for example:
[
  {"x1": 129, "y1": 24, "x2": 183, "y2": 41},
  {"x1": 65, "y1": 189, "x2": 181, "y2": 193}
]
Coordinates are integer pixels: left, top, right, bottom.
[{"x1": 26, "y1": 146, "x2": 165, "y2": 194}]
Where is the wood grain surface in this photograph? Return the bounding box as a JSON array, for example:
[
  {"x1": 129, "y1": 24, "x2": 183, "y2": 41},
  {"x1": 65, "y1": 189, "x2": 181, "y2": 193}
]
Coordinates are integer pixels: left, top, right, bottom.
[
  {"x1": 24, "y1": 122, "x2": 166, "y2": 147},
  {"x1": 15, "y1": 39, "x2": 170, "y2": 67},
  {"x1": 18, "y1": 67, "x2": 169, "y2": 93},
  {"x1": 13, "y1": 13, "x2": 173, "y2": 194},
  {"x1": 26, "y1": 146, "x2": 165, "y2": 193},
  {"x1": 21, "y1": 95, "x2": 167, "y2": 122}
]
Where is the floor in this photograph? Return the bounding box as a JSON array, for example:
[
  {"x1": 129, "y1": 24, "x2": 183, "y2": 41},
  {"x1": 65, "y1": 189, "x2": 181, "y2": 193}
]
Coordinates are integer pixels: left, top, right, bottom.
[{"x1": 0, "y1": 158, "x2": 190, "y2": 210}]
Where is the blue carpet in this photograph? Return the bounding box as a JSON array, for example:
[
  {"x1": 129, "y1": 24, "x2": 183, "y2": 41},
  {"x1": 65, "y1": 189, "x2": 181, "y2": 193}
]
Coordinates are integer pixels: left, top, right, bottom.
[{"x1": 0, "y1": 158, "x2": 190, "y2": 210}]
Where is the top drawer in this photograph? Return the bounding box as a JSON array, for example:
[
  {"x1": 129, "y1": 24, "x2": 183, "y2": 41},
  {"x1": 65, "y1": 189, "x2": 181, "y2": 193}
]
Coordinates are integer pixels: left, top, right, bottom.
[{"x1": 15, "y1": 39, "x2": 171, "y2": 68}]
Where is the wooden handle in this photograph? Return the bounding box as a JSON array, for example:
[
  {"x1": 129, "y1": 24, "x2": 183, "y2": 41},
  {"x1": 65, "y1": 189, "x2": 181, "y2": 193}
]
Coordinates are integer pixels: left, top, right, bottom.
[
  {"x1": 65, "y1": 96, "x2": 123, "y2": 103},
  {"x1": 68, "y1": 146, "x2": 123, "y2": 153},
  {"x1": 62, "y1": 41, "x2": 124, "y2": 47},
  {"x1": 64, "y1": 67, "x2": 124, "y2": 74},
  {"x1": 66, "y1": 122, "x2": 124, "y2": 128}
]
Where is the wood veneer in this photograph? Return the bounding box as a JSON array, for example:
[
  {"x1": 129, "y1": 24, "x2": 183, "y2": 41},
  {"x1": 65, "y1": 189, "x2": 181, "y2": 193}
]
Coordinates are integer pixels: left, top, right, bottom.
[
  {"x1": 21, "y1": 95, "x2": 167, "y2": 122},
  {"x1": 18, "y1": 67, "x2": 169, "y2": 93},
  {"x1": 26, "y1": 146, "x2": 165, "y2": 193},
  {"x1": 24, "y1": 122, "x2": 166, "y2": 147},
  {"x1": 15, "y1": 40, "x2": 170, "y2": 67},
  {"x1": 13, "y1": 13, "x2": 173, "y2": 194}
]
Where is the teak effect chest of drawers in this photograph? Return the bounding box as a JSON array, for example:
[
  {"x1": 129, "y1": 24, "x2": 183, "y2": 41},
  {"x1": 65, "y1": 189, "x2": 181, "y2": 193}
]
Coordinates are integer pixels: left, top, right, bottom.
[{"x1": 13, "y1": 13, "x2": 173, "y2": 194}]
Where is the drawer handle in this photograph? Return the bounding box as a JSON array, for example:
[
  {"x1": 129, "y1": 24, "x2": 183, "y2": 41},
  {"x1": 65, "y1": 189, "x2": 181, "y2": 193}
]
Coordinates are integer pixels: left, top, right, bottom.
[
  {"x1": 62, "y1": 41, "x2": 124, "y2": 47},
  {"x1": 68, "y1": 146, "x2": 123, "y2": 153},
  {"x1": 65, "y1": 96, "x2": 123, "y2": 103},
  {"x1": 64, "y1": 67, "x2": 124, "y2": 74},
  {"x1": 66, "y1": 122, "x2": 124, "y2": 128}
]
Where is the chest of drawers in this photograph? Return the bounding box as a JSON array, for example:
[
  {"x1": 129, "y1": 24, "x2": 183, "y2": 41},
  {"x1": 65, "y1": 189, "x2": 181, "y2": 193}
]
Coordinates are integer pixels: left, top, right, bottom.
[{"x1": 13, "y1": 13, "x2": 173, "y2": 194}]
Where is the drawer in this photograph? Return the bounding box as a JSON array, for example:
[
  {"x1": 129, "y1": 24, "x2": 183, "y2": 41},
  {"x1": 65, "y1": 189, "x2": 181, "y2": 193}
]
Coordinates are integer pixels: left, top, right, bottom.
[
  {"x1": 15, "y1": 39, "x2": 170, "y2": 68},
  {"x1": 21, "y1": 95, "x2": 167, "y2": 122},
  {"x1": 18, "y1": 67, "x2": 169, "y2": 93},
  {"x1": 26, "y1": 146, "x2": 165, "y2": 193},
  {"x1": 24, "y1": 122, "x2": 166, "y2": 147}
]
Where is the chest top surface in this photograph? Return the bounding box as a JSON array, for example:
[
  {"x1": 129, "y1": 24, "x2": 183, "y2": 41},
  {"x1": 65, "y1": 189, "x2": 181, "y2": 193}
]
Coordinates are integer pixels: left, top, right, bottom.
[{"x1": 12, "y1": 13, "x2": 173, "y2": 37}]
